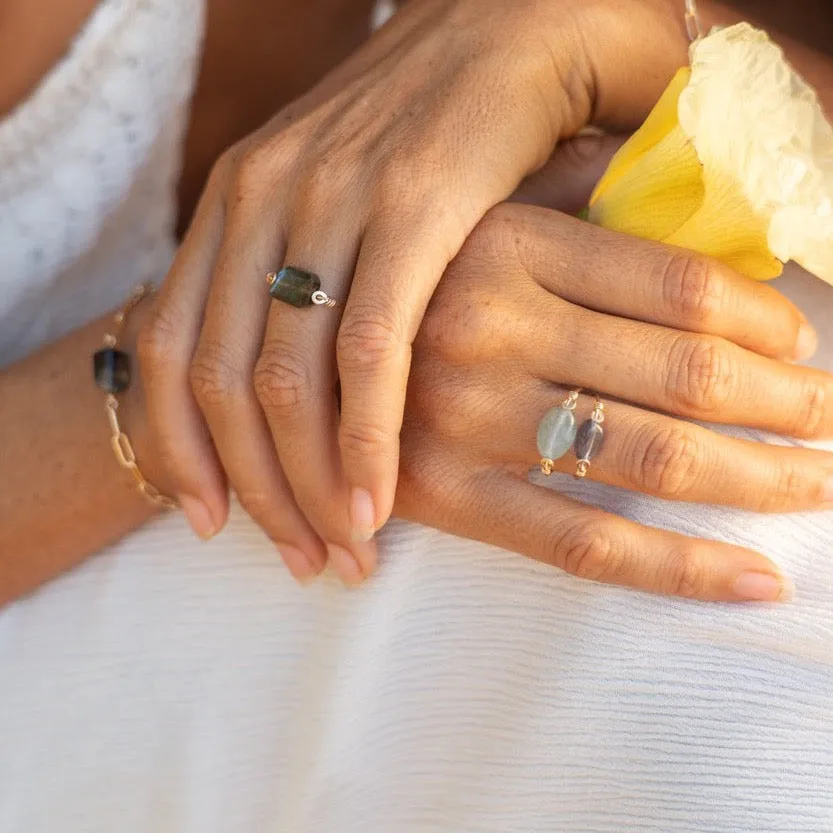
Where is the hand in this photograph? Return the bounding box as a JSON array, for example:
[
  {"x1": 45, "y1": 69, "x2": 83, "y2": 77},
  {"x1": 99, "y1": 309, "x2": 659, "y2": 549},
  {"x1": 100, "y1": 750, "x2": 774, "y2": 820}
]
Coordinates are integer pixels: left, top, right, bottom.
[
  {"x1": 394, "y1": 179, "x2": 832, "y2": 602},
  {"x1": 137, "y1": 0, "x2": 694, "y2": 584}
]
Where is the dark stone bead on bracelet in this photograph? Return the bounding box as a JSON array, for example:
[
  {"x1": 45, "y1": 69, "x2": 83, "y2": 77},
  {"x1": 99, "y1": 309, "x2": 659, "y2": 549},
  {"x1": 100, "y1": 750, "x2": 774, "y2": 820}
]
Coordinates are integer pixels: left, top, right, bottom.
[{"x1": 94, "y1": 348, "x2": 131, "y2": 394}]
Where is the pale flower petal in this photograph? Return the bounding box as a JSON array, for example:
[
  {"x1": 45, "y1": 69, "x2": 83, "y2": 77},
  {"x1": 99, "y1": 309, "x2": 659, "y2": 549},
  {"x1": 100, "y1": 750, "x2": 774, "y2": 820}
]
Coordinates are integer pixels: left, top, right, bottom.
[{"x1": 679, "y1": 23, "x2": 833, "y2": 283}]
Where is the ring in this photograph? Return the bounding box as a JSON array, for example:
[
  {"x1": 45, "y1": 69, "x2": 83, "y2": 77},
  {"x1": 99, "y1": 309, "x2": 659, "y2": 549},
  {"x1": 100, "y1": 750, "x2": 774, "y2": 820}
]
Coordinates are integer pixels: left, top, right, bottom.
[
  {"x1": 266, "y1": 267, "x2": 340, "y2": 309},
  {"x1": 537, "y1": 389, "x2": 581, "y2": 476},
  {"x1": 574, "y1": 395, "x2": 605, "y2": 479}
]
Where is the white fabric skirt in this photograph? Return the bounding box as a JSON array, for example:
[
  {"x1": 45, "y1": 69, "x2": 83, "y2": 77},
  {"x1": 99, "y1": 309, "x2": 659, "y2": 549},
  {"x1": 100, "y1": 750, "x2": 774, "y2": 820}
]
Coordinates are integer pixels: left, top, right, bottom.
[{"x1": 1, "y1": 473, "x2": 831, "y2": 833}]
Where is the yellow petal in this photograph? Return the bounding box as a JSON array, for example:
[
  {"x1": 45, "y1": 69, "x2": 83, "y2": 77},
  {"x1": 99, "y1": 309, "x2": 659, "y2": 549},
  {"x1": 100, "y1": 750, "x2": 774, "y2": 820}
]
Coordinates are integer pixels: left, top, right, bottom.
[
  {"x1": 587, "y1": 124, "x2": 704, "y2": 241},
  {"x1": 590, "y1": 68, "x2": 692, "y2": 206},
  {"x1": 665, "y1": 166, "x2": 783, "y2": 279}
]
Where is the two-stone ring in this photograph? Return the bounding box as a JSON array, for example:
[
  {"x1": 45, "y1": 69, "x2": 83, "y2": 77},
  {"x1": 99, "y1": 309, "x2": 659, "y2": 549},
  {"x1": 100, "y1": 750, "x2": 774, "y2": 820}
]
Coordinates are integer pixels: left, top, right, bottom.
[{"x1": 538, "y1": 389, "x2": 605, "y2": 479}]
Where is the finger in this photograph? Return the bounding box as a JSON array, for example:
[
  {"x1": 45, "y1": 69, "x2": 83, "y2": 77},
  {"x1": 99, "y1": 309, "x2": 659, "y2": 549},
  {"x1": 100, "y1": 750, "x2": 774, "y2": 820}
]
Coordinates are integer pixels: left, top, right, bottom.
[
  {"x1": 508, "y1": 204, "x2": 815, "y2": 362},
  {"x1": 453, "y1": 373, "x2": 833, "y2": 512},
  {"x1": 400, "y1": 449, "x2": 793, "y2": 603},
  {"x1": 191, "y1": 196, "x2": 328, "y2": 583},
  {"x1": 337, "y1": 207, "x2": 459, "y2": 540},
  {"x1": 138, "y1": 166, "x2": 229, "y2": 539},
  {"x1": 526, "y1": 298, "x2": 833, "y2": 441},
  {"x1": 257, "y1": 210, "x2": 379, "y2": 585},
  {"x1": 488, "y1": 468, "x2": 793, "y2": 602},
  {"x1": 511, "y1": 133, "x2": 627, "y2": 214}
]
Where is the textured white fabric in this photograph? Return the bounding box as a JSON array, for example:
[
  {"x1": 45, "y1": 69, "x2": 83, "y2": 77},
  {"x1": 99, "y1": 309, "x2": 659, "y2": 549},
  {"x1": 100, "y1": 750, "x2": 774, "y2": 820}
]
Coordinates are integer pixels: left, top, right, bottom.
[{"x1": 0, "y1": 2, "x2": 832, "y2": 832}]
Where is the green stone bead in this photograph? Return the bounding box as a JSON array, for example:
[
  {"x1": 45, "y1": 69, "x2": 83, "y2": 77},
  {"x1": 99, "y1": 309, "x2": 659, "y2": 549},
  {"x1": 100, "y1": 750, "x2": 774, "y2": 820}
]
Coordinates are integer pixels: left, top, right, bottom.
[
  {"x1": 268, "y1": 267, "x2": 321, "y2": 308},
  {"x1": 537, "y1": 406, "x2": 577, "y2": 461}
]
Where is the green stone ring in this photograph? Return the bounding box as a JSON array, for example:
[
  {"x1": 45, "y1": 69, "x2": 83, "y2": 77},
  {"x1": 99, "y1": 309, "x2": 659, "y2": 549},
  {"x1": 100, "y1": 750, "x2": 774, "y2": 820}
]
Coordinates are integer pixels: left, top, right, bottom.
[{"x1": 266, "y1": 267, "x2": 340, "y2": 309}]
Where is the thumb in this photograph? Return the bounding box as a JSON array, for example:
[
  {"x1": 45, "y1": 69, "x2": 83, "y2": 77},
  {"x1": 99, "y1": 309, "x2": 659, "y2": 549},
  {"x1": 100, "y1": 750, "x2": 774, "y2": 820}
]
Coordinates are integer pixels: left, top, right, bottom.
[{"x1": 511, "y1": 132, "x2": 628, "y2": 215}]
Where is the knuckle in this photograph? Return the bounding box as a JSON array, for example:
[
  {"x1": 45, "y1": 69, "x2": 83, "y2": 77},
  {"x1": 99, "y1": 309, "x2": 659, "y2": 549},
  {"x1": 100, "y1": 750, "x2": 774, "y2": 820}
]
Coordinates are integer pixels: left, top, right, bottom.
[
  {"x1": 795, "y1": 380, "x2": 827, "y2": 438},
  {"x1": 661, "y1": 252, "x2": 725, "y2": 327},
  {"x1": 339, "y1": 419, "x2": 397, "y2": 460},
  {"x1": 766, "y1": 464, "x2": 812, "y2": 511},
  {"x1": 189, "y1": 342, "x2": 245, "y2": 410},
  {"x1": 669, "y1": 336, "x2": 737, "y2": 414},
  {"x1": 210, "y1": 145, "x2": 241, "y2": 186},
  {"x1": 635, "y1": 425, "x2": 702, "y2": 498},
  {"x1": 418, "y1": 288, "x2": 500, "y2": 366},
  {"x1": 561, "y1": 132, "x2": 606, "y2": 167},
  {"x1": 663, "y1": 545, "x2": 709, "y2": 599},
  {"x1": 466, "y1": 203, "x2": 523, "y2": 258},
  {"x1": 229, "y1": 142, "x2": 278, "y2": 206},
  {"x1": 253, "y1": 347, "x2": 313, "y2": 415},
  {"x1": 337, "y1": 313, "x2": 405, "y2": 371},
  {"x1": 554, "y1": 523, "x2": 624, "y2": 583}
]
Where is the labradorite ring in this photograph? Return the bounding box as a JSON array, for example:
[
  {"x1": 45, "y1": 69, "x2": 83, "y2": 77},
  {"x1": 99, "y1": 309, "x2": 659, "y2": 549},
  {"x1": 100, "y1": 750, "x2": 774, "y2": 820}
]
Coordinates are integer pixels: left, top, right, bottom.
[{"x1": 266, "y1": 267, "x2": 340, "y2": 309}]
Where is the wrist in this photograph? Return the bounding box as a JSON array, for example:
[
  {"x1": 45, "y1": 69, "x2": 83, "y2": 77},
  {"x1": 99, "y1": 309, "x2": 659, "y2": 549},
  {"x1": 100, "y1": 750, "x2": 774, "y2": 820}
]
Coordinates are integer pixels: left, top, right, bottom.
[
  {"x1": 573, "y1": 0, "x2": 696, "y2": 130},
  {"x1": 113, "y1": 292, "x2": 177, "y2": 502}
]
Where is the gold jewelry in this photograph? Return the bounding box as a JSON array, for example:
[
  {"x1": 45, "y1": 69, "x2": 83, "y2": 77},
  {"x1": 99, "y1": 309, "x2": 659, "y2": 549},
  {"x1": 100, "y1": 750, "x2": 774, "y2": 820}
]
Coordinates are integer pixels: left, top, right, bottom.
[
  {"x1": 94, "y1": 284, "x2": 177, "y2": 510},
  {"x1": 575, "y1": 395, "x2": 605, "y2": 479},
  {"x1": 538, "y1": 388, "x2": 582, "y2": 476}
]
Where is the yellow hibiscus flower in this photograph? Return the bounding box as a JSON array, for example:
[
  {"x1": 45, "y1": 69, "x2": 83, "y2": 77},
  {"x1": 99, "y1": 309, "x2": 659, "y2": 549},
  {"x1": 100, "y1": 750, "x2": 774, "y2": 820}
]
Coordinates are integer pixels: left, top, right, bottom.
[{"x1": 588, "y1": 23, "x2": 833, "y2": 283}]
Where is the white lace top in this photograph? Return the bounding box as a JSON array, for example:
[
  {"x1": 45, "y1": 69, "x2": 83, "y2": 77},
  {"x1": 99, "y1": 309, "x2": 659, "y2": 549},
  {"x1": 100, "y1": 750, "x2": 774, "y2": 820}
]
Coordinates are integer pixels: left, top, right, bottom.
[
  {"x1": 0, "y1": 2, "x2": 831, "y2": 832},
  {"x1": 0, "y1": 0, "x2": 201, "y2": 366}
]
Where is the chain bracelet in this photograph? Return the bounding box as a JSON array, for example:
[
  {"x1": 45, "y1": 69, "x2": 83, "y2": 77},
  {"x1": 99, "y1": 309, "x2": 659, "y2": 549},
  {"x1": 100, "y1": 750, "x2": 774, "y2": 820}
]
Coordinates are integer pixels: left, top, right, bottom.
[{"x1": 98, "y1": 284, "x2": 177, "y2": 511}]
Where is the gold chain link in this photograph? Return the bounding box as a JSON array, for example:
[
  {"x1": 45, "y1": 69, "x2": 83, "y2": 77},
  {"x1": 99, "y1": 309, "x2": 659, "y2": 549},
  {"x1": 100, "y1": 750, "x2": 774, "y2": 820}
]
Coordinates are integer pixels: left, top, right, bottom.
[{"x1": 101, "y1": 285, "x2": 177, "y2": 511}]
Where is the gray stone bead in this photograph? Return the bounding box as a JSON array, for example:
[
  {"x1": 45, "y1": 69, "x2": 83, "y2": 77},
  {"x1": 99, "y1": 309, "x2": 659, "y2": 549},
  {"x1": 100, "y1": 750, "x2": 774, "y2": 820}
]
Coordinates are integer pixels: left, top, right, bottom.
[
  {"x1": 93, "y1": 348, "x2": 131, "y2": 394},
  {"x1": 268, "y1": 267, "x2": 321, "y2": 307},
  {"x1": 537, "y1": 406, "x2": 577, "y2": 461},
  {"x1": 575, "y1": 419, "x2": 604, "y2": 461}
]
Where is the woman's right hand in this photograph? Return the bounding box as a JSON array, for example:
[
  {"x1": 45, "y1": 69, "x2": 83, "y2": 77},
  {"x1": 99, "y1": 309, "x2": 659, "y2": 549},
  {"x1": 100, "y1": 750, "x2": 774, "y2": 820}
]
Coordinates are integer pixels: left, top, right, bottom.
[{"x1": 395, "y1": 195, "x2": 833, "y2": 602}]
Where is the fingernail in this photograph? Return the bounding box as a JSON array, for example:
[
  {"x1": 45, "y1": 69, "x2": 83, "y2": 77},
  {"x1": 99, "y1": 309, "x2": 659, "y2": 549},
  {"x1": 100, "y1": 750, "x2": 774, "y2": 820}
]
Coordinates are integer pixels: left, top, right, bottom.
[
  {"x1": 794, "y1": 322, "x2": 818, "y2": 361},
  {"x1": 327, "y1": 544, "x2": 366, "y2": 587},
  {"x1": 178, "y1": 495, "x2": 217, "y2": 541},
  {"x1": 350, "y1": 487, "x2": 377, "y2": 543},
  {"x1": 823, "y1": 476, "x2": 833, "y2": 506},
  {"x1": 733, "y1": 571, "x2": 794, "y2": 602},
  {"x1": 276, "y1": 544, "x2": 319, "y2": 585}
]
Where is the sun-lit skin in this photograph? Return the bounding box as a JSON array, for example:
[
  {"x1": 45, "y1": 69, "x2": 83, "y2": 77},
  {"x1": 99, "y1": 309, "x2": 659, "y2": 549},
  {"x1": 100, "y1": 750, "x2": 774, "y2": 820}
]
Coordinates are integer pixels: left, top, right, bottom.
[{"x1": 0, "y1": 0, "x2": 832, "y2": 607}]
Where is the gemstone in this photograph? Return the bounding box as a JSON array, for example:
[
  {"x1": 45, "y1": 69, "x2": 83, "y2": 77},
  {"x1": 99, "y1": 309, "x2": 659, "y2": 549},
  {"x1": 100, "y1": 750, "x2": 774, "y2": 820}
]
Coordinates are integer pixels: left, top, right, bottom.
[
  {"x1": 93, "y1": 348, "x2": 131, "y2": 394},
  {"x1": 268, "y1": 267, "x2": 321, "y2": 308},
  {"x1": 575, "y1": 419, "x2": 604, "y2": 461},
  {"x1": 536, "y1": 406, "x2": 577, "y2": 461}
]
